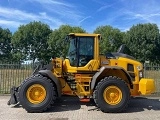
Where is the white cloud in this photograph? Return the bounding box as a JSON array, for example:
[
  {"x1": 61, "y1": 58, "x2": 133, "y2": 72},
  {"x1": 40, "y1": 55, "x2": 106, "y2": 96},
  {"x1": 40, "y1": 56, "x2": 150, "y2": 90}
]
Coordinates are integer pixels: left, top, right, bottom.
[
  {"x1": 97, "y1": 5, "x2": 112, "y2": 12},
  {"x1": 0, "y1": 6, "x2": 64, "y2": 31},
  {"x1": 0, "y1": 0, "x2": 85, "y2": 31},
  {"x1": 0, "y1": 7, "x2": 37, "y2": 20},
  {"x1": 122, "y1": 8, "x2": 160, "y2": 25},
  {"x1": 120, "y1": 0, "x2": 160, "y2": 22},
  {"x1": 91, "y1": 0, "x2": 160, "y2": 32},
  {"x1": 0, "y1": 20, "x2": 22, "y2": 28},
  {"x1": 133, "y1": 13, "x2": 160, "y2": 22},
  {"x1": 27, "y1": 0, "x2": 83, "y2": 24},
  {"x1": 0, "y1": 6, "x2": 63, "y2": 24},
  {"x1": 29, "y1": 0, "x2": 73, "y2": 8},
  {"x1": 97, "y1": 2, "x2": 118, "y2": 13},
  {"x1": 79, "y1": 16, "x2": 92, "y2": 24}
]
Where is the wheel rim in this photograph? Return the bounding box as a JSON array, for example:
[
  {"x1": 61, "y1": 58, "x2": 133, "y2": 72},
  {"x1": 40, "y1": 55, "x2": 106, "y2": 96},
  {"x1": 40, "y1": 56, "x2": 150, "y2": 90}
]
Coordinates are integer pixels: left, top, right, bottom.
[
  {"x1": 26, "y1": 84, "x2": 46, "y2": 104},
  {"x1": 103, "y1": 86, "x2": 122, "y2": 105}
]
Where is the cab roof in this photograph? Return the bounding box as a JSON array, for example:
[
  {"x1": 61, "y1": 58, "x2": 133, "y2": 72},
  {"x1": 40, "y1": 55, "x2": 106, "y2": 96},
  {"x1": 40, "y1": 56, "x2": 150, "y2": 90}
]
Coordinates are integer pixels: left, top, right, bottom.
[{"x1": 69, "y1": 33, "x2": 101, "y2": 37}]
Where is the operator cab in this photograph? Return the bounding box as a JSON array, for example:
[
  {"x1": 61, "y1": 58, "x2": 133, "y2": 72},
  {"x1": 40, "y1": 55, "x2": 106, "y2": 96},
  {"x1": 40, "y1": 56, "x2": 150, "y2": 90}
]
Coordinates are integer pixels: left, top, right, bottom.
[
  {"x1": 64, "y1": 33, "x2": 101, "y2": 73},
  {"x1": 66, "y1": 34, "x2": 94, "y2": 67}
]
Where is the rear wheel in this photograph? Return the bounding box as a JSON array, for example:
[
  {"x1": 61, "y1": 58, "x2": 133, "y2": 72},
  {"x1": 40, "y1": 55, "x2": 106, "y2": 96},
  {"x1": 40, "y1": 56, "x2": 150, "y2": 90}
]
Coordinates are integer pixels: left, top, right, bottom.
[
  {"x1": 93, "y1": 76, "x2": 130, "y2": 113},
  {"x1": 18, "y1": 74, "x2": 57, "y2": 113}
]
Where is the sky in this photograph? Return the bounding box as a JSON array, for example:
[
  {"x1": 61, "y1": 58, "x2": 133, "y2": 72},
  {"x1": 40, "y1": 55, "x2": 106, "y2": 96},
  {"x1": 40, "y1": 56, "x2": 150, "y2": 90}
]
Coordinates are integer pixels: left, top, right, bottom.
[{"x1": 0, "y1": 0, "x2": 160, "y2": 33}]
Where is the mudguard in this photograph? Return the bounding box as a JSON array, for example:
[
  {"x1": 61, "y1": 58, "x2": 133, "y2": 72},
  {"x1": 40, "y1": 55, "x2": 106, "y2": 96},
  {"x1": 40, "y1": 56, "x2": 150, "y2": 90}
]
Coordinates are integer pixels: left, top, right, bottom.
[{"x1": 91, "y1": 66, "x2": 133, "y2": 90}]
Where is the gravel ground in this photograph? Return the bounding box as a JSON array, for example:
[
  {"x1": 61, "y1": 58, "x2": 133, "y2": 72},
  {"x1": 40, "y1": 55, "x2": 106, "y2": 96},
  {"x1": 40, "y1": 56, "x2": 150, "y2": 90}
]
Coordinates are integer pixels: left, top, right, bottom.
[{"x1": 1, "y1": 95, "x2": 160, "y2": 120}]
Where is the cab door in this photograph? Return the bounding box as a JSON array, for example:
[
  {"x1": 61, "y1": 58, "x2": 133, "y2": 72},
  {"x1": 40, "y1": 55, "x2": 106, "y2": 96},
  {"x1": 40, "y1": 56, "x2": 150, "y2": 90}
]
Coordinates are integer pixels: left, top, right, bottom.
[
  {"x1": 76, "y1": 36, "x2": 99, "y2": 72},
  {"x1": 65, "y1": 36, "x2": 99, "y2": 73}
]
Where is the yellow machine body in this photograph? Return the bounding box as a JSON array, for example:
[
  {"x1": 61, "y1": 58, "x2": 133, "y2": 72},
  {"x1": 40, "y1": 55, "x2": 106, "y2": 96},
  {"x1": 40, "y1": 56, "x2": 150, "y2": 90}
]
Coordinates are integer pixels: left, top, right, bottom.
[
  {"x1": 52, "y1": 33, "x2": 155, "y2": 98},
  {"x1": 139, "y1": 78, "x2": 155, "y2": 95},
  {"x1": 8, "y1": 33, "x2": 156, "y2": 113}
]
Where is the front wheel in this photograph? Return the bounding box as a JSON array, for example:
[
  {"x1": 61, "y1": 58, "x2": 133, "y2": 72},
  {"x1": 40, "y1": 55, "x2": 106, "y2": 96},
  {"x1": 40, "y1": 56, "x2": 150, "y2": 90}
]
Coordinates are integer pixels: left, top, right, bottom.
[
  {"x1": 18, "y1": 74, "x2": 57, "y2": 113},
  {"x1": 93, "y1": 76, "x2": 130, "y2": 113}
]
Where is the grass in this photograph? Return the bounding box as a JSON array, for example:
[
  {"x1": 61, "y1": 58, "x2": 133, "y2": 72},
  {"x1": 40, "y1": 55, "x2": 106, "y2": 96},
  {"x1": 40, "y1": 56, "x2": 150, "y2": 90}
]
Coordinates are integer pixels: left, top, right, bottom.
[{"x1": 0, "y1": 69, "x2": 32, "y2": 94}]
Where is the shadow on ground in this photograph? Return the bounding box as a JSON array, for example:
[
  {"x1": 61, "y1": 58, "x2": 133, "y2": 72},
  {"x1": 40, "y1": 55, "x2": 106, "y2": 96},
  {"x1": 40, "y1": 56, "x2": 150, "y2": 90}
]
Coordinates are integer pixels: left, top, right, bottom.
[
  {"x1": 47, "y1": 96, "x2": 81, "y2": 112},
  {"x1": 11, "y1": 96, "x2": 160, "y2": 113},
  {"x1": 47, "y1": 96, "x2": 97, "y2": 112},
  {"x1": 126, "y1": 97, "x2": 160, "y2": 113}
]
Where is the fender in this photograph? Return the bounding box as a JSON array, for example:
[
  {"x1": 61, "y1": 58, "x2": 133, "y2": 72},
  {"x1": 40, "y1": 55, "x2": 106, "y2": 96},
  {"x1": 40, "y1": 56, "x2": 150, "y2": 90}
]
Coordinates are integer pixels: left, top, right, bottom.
[
  {"x1": 38, "y1": 70, "x2": 61, "y2": 97},
  {"x1": 91, "y1": 66, "x2": 133, "y2": 90}
]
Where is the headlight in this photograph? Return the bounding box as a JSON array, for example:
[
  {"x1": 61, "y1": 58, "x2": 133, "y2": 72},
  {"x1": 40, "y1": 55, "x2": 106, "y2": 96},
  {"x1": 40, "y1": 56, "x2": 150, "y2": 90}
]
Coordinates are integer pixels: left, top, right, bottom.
[
  {"x1": 139, "y1": 71, "x2": 143, "y2": 78},
  {"x1": 137, "y1": 65, "x2": 142, "y2": 71}
]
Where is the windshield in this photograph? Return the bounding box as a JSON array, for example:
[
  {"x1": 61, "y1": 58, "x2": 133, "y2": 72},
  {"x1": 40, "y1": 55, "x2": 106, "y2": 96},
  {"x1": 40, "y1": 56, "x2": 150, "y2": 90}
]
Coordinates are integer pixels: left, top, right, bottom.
[
  {"x1": 67, "y1": 38, "x2": 77, "y2": 66},
  {"x1": 68, "y1": 39, "x2": 76, "y2": 56}
]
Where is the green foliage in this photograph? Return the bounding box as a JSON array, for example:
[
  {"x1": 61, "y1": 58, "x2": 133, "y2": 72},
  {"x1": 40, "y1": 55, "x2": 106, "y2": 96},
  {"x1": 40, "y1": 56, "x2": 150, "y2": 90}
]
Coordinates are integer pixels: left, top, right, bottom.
[
  {"x1": 124, "y1": 23, "x2": 160, "y2": 63},
  {"x1": 12, "y1": 21, "x2": 52, "y2": 63},
  {"x1": 48, "y1": 25, "x2": 86, "y2": 58},
  {"x1": 1, "y1": 21, "x2": 160, "y2": 64},
  {"x1": 94, "y1": 25, "x2": 124, "y2": 54},
  {"x1": 0, "y1": 27, "x2": 12, "y2": 62}
]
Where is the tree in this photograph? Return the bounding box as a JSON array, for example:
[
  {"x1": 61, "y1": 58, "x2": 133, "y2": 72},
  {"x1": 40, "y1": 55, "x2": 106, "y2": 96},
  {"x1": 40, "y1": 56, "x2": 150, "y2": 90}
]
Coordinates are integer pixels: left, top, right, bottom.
[
  {"x1": 94, "y1": 25, "x2": 125, "y2": 54},
  {"x1": 48, "y1": 25, "x2": 86, "y2": 58},
  {"x1": 12, "y1": 21, "x2": 52, "y2": 63},
  {"x1": 0, "y1": 27, "x2": 12, "y2": 62},
  {"x1": 124, "y1": 23, "x2": 160, "y2": 63}
]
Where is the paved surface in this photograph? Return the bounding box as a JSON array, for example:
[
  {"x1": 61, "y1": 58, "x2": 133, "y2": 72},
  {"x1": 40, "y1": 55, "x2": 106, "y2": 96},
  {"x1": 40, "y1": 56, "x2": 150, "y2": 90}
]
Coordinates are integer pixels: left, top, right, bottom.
[{"x1": 1, "y1": 96, "x2": 160, "y2": 120}]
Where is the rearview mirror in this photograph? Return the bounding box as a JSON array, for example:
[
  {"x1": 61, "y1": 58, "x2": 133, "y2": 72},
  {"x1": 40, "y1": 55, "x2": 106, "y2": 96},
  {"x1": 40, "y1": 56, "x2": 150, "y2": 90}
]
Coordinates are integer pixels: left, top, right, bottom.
[
  {"x1": 65, "y1": 35, "x2": 69, "y2": 42},
  {"x1": 98, "y1": 35, "x2": 102, "y2": 41}
]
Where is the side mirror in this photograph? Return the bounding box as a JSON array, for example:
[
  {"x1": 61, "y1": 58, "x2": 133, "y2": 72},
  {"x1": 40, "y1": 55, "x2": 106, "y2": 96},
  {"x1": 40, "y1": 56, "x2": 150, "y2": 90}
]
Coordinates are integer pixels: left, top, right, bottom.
[
  {"x1": 98, "y1": 35, "x2": 102, "y2": 41},
  {"x1": 65, "y1": 35, "x2": 69, "y2": 42},
  {"x1": 52, "y1": 56, "x2": 56, "y2": 59},
  {"x1": 65, "y1": 34, "x2": 75, "y2": 42}
]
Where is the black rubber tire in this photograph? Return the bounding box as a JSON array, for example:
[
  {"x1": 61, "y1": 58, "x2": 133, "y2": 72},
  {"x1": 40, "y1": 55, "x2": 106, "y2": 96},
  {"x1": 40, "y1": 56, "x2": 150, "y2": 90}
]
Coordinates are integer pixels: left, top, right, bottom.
[
  {"x1": 18, "y1": 74, "x2": 57, "y2": 113},
  {"x1": 93, "y1": 76, "x2": 130, "y2": 113}
]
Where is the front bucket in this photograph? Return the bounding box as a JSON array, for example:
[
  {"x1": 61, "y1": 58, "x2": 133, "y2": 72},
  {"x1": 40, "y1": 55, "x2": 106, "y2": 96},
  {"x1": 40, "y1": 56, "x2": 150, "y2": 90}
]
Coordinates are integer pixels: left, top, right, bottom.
[{"x1": 7, "y1": 86, "x2": 18, "y2": 105}]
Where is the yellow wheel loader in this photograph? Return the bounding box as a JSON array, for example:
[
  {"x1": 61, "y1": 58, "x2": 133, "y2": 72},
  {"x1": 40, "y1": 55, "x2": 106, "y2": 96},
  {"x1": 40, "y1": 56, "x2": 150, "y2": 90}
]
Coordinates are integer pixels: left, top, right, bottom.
[{"x1": 8, "y1": 33, "x2": 155, "y2": 113}]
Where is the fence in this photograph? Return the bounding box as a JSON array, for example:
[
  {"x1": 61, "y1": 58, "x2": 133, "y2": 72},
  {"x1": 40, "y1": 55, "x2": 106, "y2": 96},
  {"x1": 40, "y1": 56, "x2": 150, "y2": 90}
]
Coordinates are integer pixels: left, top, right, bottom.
[
  {"x1": 0, "y1": 63, "x2": 33, "y2": 94},
  {"x1": 144, "y1": 63, "x2": 160, "y2": 96},
  {"x1": 0, "y1": 62, "x2": 160, "y2": 96}
]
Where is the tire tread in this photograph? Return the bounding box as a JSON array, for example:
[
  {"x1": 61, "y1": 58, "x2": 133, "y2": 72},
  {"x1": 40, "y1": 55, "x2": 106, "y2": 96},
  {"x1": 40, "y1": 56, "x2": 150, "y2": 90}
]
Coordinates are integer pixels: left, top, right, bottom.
[
  {"x1": 93, "y1": 76, "x2": 130, "y2": 113},
  {"x1": 18, "y1": 74, "x2": 57, "y2": 113}
]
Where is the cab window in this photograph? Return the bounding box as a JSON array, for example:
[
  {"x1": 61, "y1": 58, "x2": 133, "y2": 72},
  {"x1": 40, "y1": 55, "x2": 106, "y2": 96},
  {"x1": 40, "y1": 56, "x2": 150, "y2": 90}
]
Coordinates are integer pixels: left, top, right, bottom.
[{"x1": 78, "y1": 37, "x2": 94, "y2": 66}]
